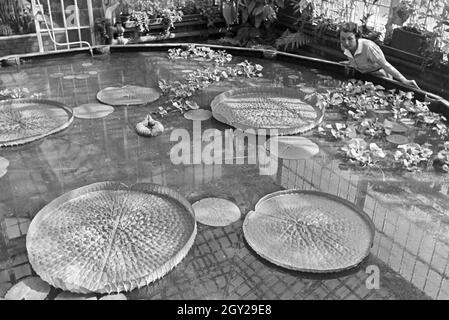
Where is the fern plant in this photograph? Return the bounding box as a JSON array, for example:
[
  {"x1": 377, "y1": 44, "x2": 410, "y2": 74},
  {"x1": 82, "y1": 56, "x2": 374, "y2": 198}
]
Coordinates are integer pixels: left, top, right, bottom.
[{"x1": 275, "y1": 29, "x2": 311, "y2": 51}]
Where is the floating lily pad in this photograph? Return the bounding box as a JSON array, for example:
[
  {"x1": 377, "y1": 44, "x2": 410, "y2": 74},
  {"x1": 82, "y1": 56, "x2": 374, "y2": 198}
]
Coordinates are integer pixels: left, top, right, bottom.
[
  {"x1": 97, "y1": 85, "x2": 161, "y2": 106},
  {"x1": 75, "y1": 74, "x2": 90, "y2": 80},
  {"x1": 73, "y1": 103, "x2": 114, "y2": 119},
  {"x1": 181, "y1": 69, "x2": 195, "y2": 73},
  {"x1": 184, "y1": 109, "x2": 212, "y2": 121},
  {"x1": 299, "y1": 87, "x2": 316, "y2": 94},
  {"x1": 88, "y1": 71, "x2": 98, "y2": 75},
  {"x1": 287, "y1": 75, "x2": 300, "y2": 80},
  {"x1": 55, "y1": 292, "x2": 97, "y2": 300},
  {"x1": 266, "y1": 136, "x2": 319, "y2": 159},
  {"x1": 386, "y1": 134, "x2": 409, "y2": 145},
  {"x1": 82, "y1": 63, "x2": 93, "y2": 67},
  {"x1": 390, "y1": 122, "x2": 409, "y2": 133},
  {"x1": 192, "y1": 197, "x2": 241, "y2": 227},
  {"x1": 63, "y1": 75, "x2": 75, "y2": 80},
  {"x1": 4, "y1": 277, "x2": 50, "y2": 300},
  {"x1": 243, "y1": 190, "x2": 374, "y2": 272},
  {"x1": 99, "y1": 294, "x2": 127, "y2": 300}
]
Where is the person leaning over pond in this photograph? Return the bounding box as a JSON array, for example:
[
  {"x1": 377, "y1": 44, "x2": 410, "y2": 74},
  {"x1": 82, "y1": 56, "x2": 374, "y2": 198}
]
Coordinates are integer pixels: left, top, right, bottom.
[{"x1": 339, "y1": 22, "x2": 420, "y2": 89}]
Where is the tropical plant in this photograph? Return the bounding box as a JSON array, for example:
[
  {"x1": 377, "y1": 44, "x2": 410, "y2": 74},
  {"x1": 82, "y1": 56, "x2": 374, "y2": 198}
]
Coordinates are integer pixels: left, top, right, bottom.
[
  {"x1": 275, "y1": 29, "x2": 311, "y2": 51},
  {"x1": 128, "y1": 0, "x2": 183, "y2": 36},
  {"x1": 0, "y1": 0, "x2": 34, "y2": 35},
  {"x1": 158, "y1": 46, "x2": 263, "y2": 113},
  {"x1": 434, "y1": 141, "x2": 449, "y2": 172},
  {"x1": 394, "y1": 143, "x2": 433, "y2": 172},
  {"x1": 341, "y1": 138, "x2": 386, "y2": 167}
]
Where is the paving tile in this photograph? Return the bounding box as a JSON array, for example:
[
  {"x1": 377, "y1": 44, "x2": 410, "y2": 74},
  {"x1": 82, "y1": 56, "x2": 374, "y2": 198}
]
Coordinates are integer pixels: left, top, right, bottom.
[
  {"x1": 6, "y1": 224, "x2": 21, "y2": 240},
  {"x1": 405, "y1": 224, "x2": 424, "y2": 256},
  {"x1": 363, "y1": 195, "x2": 376, "y2": 218},
  {"x1": 12, "y1": 264, "x2": 32, "y2": 280},
  {"x1": 418, "y1": 235, "x2": 436, "y2": 265},
  {"x1": 4, "y1": 218, "x2": 18, "y2": 228},
  {"x1": 373, "y1": 205, "x2": 387, "y2": 231},
  {"x1": 399, "y1": 251, "x2": 415, "y2": 282},
  {"x1": 431, "y1": 251, "x2": 448, "y2": 275},
  {"x1": 388, "y1": 243, "x2": 403, "y2": 272},
  {"x1": 0, "y1": 282, "x2": 12, "y2": 297},
  {"x1": 0, "y1": 270, "x2": 11, "y2": 283},
  {"x1": 393, "y1": 216, "x2": 410, "y2": 248},
  {"x1": 423, "y1": 269, "x2": 442, "y2": 300},
  {"x1": 411, "y1": 260, "x2": 429, "y2": 291}
]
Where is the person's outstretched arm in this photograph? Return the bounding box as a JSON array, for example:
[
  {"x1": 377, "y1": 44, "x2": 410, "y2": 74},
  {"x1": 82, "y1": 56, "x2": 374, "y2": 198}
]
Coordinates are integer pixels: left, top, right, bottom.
[{"x1": 368, "y1": 44, "x2": 420, "y2": 89}]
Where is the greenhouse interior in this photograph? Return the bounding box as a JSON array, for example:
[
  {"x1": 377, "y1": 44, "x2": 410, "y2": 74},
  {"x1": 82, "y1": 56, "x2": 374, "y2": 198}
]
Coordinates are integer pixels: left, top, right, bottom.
[{"x1": 0, "y1": 0, "x2": 449, "y2": 302}]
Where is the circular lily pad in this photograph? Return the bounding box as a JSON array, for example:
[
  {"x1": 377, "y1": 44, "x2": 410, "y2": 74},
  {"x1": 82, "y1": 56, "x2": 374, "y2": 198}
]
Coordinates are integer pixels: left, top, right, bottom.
[
  {"x1": 4, "y1": 277, "x2": 50, "y2": 300},
  {"x1": 97, "y1": 85, "x2": 161, "y2": 106},
  {"x1": 386, "y1": 134, "x2": 409, "y2": 145},
  {"x1": 192, "y1": 198, "x2": 241, "y2": 227},
  {"x1": 287, "y1": 75, "x2": 300, "y2": 80},
  {"x1": 184, "y1": 109, "x2": 212, "y2": 121},
  {"x1": 49, "y1": 73, "x2": 64, "y2": 78},
  {"x1": 243, "y1": 190, "x2": 374, "y2": 273},
  {"x1": 75, "y1": 74, "x2": 90, "y2": 80},
  {"x1": 63, "y1": 75, "x2": 75, "y2": 80},
  {"x1": 299, "y1": 87, "x2": 316, "y2": 94},
  {"x1": 0, "y1": 99, "x2": 74, "y2": 147},
  {"x1": 26, "y1": 182, "x2": 196, "y2": 294},
  {"x1": 100, "y1": 293, "x2": 127, "y2": 300},
  {"x1": 266, "y1": 136, "x2": 319, "y2": 159},
  {"x1": 82, "y1": 63, "x2": 93, "y2": 67},
  {"x1": 211, "y1": 86, "x2": 323, "y2": 135},
  {"x1": 88, "y1": 71, "x2": 98, "y2": 75},
  {"x1": 73, "y1": 103, "x2": 114, "y2": 119}
]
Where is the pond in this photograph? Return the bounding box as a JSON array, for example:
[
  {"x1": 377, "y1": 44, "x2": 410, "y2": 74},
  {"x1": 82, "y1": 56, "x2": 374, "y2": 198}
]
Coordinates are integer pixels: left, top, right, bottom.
[{"x1": 0, "y1": 46, "x2": 446, "y2": 300}]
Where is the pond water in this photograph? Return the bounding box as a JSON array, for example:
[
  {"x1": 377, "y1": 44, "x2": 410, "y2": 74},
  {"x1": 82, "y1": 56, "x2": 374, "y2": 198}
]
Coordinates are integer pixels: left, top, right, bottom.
[{"x1": 0, "y1": 49, "x2": 446, "y2": 300}]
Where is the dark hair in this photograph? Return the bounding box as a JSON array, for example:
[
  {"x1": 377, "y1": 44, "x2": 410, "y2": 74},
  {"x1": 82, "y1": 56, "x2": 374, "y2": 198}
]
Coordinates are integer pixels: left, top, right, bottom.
[{"x1": 339, "y1": 22, "x2": 362, "y2": 38}]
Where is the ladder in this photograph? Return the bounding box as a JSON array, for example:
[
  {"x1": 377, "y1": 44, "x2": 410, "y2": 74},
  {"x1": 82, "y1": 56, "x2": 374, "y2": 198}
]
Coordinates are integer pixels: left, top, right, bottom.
[{"x1": 31, "y1": 0, "x2": 94, "y2": 56}]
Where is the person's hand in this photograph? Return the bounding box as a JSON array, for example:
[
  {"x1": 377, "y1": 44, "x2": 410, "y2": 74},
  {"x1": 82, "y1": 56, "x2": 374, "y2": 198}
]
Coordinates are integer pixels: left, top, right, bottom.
[{"x1": 402, "y1": 79, "x2": 421, "y2": 89}]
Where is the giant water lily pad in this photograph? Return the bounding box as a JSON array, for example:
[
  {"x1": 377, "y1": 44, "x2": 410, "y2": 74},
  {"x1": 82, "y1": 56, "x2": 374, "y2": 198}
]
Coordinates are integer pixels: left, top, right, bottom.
[
  {"x1": 243, "y1": 190, "x2": 374, "y2": 273},
  {"x1": 211, "y1": 87, "x2": 323, "y2": 135},
  {"x1": 4, "y1": 277, "x2": 50, "y2": 300},
  {"x1": 0, "y1": 99, "x2": 74, "y2": 147},
  {"x1": 26, "y1": 182, "x2": 196, "y2": 294},
  {"x1": 97, "y1": 85, "x2": 160, "y2": 106}
]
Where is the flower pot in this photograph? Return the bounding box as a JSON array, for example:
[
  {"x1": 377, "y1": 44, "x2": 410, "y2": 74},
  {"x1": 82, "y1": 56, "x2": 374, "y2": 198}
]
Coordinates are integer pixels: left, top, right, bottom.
[{"x1": 390, "y1": 28, "x2": 426, "y2": 56}]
